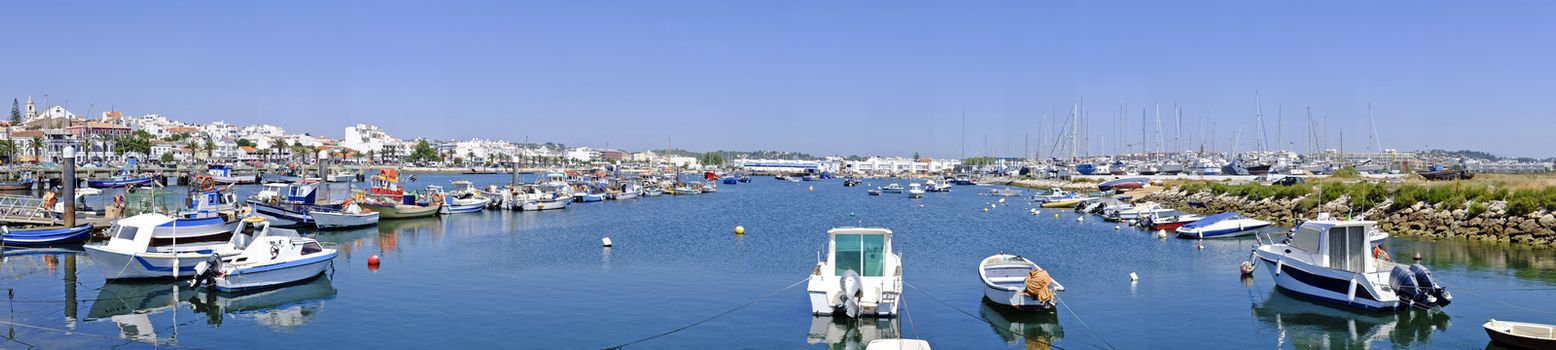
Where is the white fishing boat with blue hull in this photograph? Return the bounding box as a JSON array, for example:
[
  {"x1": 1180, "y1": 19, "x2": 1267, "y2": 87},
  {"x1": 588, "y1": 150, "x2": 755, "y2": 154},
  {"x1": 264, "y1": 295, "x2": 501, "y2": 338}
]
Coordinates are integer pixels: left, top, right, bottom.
[
  {"x1": 1175, "y1": 212, "x2": 1271, "y2": 238},
  {"x1": 85, "y1": 214, "x2": 242, "y2": 280},
  {"x1": 192, "y1": 217, "x2": 338, "y2": 292},
  {"x1": 1251, "y1": 218, "x2": 1452, "y2": 311},
  {"x1": 434, "y1": 183, "x2": 490, "y2": 214},
  {"x1": 247, "y1": 182, "x2": 323, "y2": 227},
  {"x1": 808, "y1": 227, "x2": 902, "y2": 318}
]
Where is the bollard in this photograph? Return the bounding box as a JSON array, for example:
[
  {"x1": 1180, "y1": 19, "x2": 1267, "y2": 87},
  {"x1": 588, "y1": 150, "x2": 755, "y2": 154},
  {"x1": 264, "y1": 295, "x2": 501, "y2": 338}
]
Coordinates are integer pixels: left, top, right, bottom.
[{"x1": 62, "y1": 147, "x2": 76, "y2": 228}]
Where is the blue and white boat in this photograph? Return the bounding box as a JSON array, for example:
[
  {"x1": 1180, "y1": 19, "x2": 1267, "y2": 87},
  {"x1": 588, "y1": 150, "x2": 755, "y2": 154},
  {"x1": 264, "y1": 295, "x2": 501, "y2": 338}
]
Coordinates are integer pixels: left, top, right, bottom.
[
  {"x1": 247, "y1": 182, "x2": 324, "y2": 227},
  {"x1": 85, "y1": 213, "x2": 243, "y2": 280},
  {"x1": 1, "y1": 224, "x2": 93, "y2": 245},
  {"x1": 1175, "y1": 212, "x2": 1271, "y2": 238},
  {"x1": 433, "y1": 182, "x2": 490, "y2": 214},
  {"x1": 722, "y1": 176, "x2": 738, "y2": 185},
  {"x1": 1074, "y1": 163, "x2": 1100, "y2": 175},
  {"x1": 206, "y1": 164, "x2": 257, "y2": 184},
  {"x1": 88, "y1": 172, "x2": 157, "y2": 188},
  {"x1": 201, "y1": 217, "x2": 338, "y2": 292},
  {"x1": 1252, "y1": 217, "x2": 1452, "y2": 310}
]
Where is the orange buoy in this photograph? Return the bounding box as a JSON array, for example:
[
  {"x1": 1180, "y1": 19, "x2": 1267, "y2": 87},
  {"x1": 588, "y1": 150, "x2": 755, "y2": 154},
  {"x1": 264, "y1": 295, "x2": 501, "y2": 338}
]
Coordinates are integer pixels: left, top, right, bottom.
[{"x1": 368, "y1": 255, "x2": 381, "y2": 266}]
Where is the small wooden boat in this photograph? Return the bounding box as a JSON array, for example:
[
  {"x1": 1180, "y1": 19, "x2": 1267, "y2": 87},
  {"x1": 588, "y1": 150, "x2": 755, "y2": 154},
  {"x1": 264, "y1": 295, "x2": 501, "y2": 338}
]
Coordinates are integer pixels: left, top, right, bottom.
[
  {"x1": 0, "y1": 178, "x2": 35, "y2": 191},
  {"x1": 360, "y1": 192, "x2": 442, "y2": 219},
  {"x1": 310, "y1": 205, "x2": 380, "y2": 229},
  {"x1": 979, "y1": 254, "x2": 1063, "y2": 311},
  {"x1": 1040, "y1": 198, "x2": 1085, "y2": 208},
  {"x1": 1, "y1": 224, "x2": 93, "y2": 246},
  {"x1": 1485, "y1": 319, "x2": 1556, "y2": 350},
  {"x1": 867, "y1": 188, "x2": 882, "y2": 196}
]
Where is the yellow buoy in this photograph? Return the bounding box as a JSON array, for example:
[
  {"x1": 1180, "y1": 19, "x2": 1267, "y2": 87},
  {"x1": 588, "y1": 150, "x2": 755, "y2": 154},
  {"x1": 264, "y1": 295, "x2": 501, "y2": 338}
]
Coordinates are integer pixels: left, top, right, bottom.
[
  {"x1": 735, "y1": 226, "x2": 745, "y2": 235},
  {"x1": 983, "y1": 208, "x2": 989, "y2": 212}
]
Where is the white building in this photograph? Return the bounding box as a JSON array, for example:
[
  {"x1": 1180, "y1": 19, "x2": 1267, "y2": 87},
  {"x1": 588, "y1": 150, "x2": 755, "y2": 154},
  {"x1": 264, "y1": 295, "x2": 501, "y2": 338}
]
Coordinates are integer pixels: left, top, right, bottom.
[
  {"x1": 844, "y1": 157, "x2": 959, "y2": 174},
  {"x1": 734, "y1": 158, "x2": 840, "y2": 174}
]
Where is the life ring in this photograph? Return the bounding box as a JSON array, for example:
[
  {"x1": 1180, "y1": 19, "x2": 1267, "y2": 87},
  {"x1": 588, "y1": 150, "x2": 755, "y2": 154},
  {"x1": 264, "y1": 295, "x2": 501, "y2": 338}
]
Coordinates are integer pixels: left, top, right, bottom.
[{"x1": 198, "y1": 176, "x2": 215, "y2": 192}]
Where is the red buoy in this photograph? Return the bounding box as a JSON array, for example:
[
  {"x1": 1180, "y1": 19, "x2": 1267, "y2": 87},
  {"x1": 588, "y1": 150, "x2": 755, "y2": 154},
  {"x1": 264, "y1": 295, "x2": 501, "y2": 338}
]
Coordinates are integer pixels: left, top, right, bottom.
[{"x1": 368, "y1": 255, "x2": 381, "y2": 266}]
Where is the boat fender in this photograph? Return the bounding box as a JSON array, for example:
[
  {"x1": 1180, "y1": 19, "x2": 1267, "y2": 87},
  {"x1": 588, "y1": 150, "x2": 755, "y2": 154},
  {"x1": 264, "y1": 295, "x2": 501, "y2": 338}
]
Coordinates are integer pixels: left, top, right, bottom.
[{"x1": 1275, "y1": 259, "x2": 1283, "y2": 276}]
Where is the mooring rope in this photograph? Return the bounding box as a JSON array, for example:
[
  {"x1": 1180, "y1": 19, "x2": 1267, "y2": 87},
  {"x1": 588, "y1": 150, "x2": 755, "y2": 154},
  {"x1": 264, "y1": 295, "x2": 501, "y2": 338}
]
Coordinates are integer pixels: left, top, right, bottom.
[
  {"x1": 601, "y1": 277, "x2": 809, "y2": 349},
  {"x1": 0, "y1": 320, "x2": 207, "y2": 349},
  {"x1": 902, "y1": 281, "x2": 1069, "y2": 350},
  {"x1": 1053, "y1": 293, "x2": 1117, "y2": 350}
]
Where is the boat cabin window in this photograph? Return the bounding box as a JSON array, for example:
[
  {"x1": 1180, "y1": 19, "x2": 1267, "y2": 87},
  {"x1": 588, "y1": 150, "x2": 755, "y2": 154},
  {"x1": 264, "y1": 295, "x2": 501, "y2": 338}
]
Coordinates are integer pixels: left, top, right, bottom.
[
  {"x1": 833, "y1": 233, "x2": 886, "y2": 277},
  {"x1": 1326, "y1": 225, "x2": 1368, "y2": 272},
  {"x1": 1291, "y1": 226, "x2": 1321, "y2": 253},
  {"x1": 112, "y1": 225, "x2": 137, "y2": 241},
  {"x1": 206, "y1": 193, "x2": 219, "y2": 205},
  {"x1": 301, "y1": 242, "x2": 323, "y2": 255}
]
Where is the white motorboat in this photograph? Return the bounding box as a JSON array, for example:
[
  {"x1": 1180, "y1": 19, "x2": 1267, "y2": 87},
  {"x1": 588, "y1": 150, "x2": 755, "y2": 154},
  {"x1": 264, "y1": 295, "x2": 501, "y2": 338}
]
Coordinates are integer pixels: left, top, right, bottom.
[
  {"x1": 326, "y1": 170, "x2": 356, "y2": 183},
  {"x1": 1251, "y1": 217, "x2": 1452, "y2": 311},
  {"x1": 906, "y1": 184, "x2": 925, "y2": 198},
  {"x1": 808, "y1": 227, "x2": 902, "y2": 318},
  {"x1": 434, "y1": 182, "x2": 489, "y2": 214},
  {"x1": 1103, "y1": 202, "x2": 1173, "y2": 223},
  {"x1": 84, "y1": 214, "x2": 242, "y2": 280},
  {"x1": 309, "y1": 199, "x2": 379, "y2": 229},
  {"x1": 881, "y1": 183, "x2": 904, "y2": 193},
  {"x1": 1175, "y1": 212, "x2": 1271, "y2": 238},
  {"x1": 978, "y1": 254, "x2": 1063, "y2": 311},
  {"x1": 198, "y1": 217, "x2": 338, "y2": 292}
]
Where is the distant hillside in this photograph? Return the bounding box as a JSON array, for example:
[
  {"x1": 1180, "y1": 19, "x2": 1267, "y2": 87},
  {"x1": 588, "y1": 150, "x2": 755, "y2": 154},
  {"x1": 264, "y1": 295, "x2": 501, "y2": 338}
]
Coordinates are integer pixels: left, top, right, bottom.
[{"x1": 704, "y1": 150, "x2": 822, "y2": 161}]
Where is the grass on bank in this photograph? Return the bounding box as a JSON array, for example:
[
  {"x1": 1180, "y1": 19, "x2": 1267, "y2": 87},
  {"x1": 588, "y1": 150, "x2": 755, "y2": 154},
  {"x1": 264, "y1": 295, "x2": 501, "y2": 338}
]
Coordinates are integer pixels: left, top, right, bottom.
[{"x1": 1172, "y1": 172, "x2": 1556, "y2": 217}]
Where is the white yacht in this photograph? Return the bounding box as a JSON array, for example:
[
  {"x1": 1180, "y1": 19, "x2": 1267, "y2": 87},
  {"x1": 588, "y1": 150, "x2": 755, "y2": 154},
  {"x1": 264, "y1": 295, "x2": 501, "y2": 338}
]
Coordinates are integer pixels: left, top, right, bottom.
[
  {"x1": 906, "y1": 184, "x2": 925, "y2": 198},
  {"x1": 808, "y1": 227, "x2": 903, "y2": 318},
  {"x1": 1251, "y1": 217, "x2": 1452, "y2": 310}
]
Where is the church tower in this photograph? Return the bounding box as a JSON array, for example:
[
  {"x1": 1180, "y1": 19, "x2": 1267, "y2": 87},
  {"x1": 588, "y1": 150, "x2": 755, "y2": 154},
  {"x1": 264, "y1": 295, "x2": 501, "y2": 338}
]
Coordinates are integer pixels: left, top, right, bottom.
[{"x1": 24, "y1": 97, "x2": 36, "y2": 120}]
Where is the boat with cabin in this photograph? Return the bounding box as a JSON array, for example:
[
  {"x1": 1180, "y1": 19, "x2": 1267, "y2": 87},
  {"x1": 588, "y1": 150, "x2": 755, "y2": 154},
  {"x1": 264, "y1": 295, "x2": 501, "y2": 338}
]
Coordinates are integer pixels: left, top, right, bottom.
[
  {"x1": 881, "y1": 183, "x2": 904, "y2": 194},
  {"x1": 807, "y1": 227, "x2": 902, "y2": 318},
  {"x1": 207, "y1": 164, "x2": 257, "y2": 184},
  {"x1": 906, "y1": 184, "x2": 925, "y2": 198},
  {"x1": 437, "y1": 181, "x2": 490, "y2": 213},
  {"x1": 193, "y1": 216, "x2": 338, "y2": 292},
  {"x1": 1251, "y1": 216, "x2": 1453, "y2": 310},
  {"x1": 84, "y1": 213, "x2": 243, "y2": 280},
  {"x1": 247, "y1": 182, "x2": 323, "y2": 227}
]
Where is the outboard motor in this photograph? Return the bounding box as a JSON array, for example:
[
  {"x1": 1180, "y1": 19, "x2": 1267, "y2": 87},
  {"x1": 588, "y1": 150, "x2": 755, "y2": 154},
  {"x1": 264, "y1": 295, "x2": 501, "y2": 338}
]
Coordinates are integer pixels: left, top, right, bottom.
[
  {"x1": 836, "y1": 269, "x2": 862, "y2": 318},
  {"x1": 1409, "y1": 264, "x2": 1452, "y2": 307},
  {"x1": 1390, "y1": 266, "x2": 1436, "y2": 307},
  {"x1": 190, "y1": 254, "x2": 222, "y2": 289}
]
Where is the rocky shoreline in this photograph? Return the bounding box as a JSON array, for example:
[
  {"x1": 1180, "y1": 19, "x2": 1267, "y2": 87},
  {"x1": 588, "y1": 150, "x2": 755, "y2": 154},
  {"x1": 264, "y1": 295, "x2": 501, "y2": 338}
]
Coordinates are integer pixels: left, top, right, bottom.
[{"x1": 1141, "y1": 187, "x2": 1556, "y2": 248}]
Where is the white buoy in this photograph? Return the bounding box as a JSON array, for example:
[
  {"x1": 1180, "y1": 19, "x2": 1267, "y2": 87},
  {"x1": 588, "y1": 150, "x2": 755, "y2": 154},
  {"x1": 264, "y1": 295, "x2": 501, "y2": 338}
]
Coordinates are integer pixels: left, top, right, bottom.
[
  {"x1": 1114, "y1": 225, "x2": 1120, "y2": 230},
  {"x1": 1129, "y1": 272, "x2": 1139, "y2": 281},
  {"x1": 1076, "y1": 216, "x2": 1084, "y2": 222},
  {"x1": 601, "y1": 237, "x2": 613, "y2": 247},
  {"x1": 1034, "y1": 210, "x2": 1041, "y2": 215},
  {"x1": 1156, "y1": 230, "x2": 1168, "y2": 239}
]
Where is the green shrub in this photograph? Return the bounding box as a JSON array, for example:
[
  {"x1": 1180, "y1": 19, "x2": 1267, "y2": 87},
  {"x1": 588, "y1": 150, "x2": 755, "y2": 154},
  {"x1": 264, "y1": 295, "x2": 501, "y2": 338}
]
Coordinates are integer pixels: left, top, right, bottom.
[
  {"x1": 1508, "y1": 193, "x2": 1539, "y2": 216},
  {"x1": 1467, "y1": 202, "x2": 1488, "y2": 218},
  {"x1": 1331, "y1": 166, "x2": 1360, "y2": 178}
]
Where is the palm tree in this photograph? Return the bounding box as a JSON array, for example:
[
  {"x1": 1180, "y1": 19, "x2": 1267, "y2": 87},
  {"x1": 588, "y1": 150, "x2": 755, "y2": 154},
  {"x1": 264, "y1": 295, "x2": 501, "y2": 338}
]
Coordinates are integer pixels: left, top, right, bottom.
[{"x1": 30, "y1": 136, "x2": 42, "y2": 164}]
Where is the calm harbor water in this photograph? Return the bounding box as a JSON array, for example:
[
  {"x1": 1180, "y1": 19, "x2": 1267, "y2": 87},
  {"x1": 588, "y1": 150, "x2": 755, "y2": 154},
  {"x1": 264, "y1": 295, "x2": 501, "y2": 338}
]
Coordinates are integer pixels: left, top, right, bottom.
[{"x1": 3, "y1": 173, "x2": 1555, "y2": 349}]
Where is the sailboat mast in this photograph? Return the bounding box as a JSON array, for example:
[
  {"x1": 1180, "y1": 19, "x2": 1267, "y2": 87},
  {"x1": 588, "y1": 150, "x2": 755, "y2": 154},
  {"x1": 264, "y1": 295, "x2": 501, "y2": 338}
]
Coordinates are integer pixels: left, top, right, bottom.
[{"x1": 1254, "y1": 93, "x2": 1267, "y2": 153}]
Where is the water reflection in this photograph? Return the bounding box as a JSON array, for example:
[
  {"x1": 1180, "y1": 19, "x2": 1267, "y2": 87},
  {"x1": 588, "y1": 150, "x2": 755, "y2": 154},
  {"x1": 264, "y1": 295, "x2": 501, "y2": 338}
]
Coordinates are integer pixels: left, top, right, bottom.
[
  {"x1": 1253, "y1": 289, "x2": 1450, "y2": 349},
  {"x1": 1387, "y1": 239, "x2": 1556, "y2": 283},
  {"x1": 979, "y1": 299, "x2": 1064, "y2": 350},
  {"x1": 805, "y1": 316, "x2": 901, "y2": 350},
  {"x1": 87, "y1": 276, "x2": 336, "y2": 342}
]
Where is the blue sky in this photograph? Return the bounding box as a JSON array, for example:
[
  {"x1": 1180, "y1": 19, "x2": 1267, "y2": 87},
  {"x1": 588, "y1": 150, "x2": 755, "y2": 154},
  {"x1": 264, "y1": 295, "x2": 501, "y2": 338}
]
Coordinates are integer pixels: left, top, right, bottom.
[{"x1": 3, "y1": 1, "x2": 1552, "y2": 158}]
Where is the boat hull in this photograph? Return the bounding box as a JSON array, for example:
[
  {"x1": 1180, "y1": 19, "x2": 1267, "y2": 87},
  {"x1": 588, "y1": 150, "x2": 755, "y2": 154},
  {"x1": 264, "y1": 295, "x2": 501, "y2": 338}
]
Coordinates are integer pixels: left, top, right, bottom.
[
  {"x1": 88, "y1": 177, "x2": 156, "y2": 188},
  {"x1": 84, "y1": 246, "x2": 225, "y2": 280},
  {"x1": 211, "y1": 175, "x2": 258, "y2": 185},
  {"x1": 1, "y1": 224, "x2": 92, "y2": 245},
  {"x1": 216, "y1": 251, "x2": 337, "y2": 292},
  {"x1": 1040, "y1": 199, "x2": 1082, "y2": 208},
  {"x1": 1484, "y1": 320, "x2": 1556, "y2": 350},
  {"x1": 442, "y1": 201, "x2": 487, "y2": 214},
  {"x1": 362, "y1": 202, "x2": 441, "y2": 219},
  {"x1": 311, "y1": 211, "x2": 380, "y2": 229},
  {"x1": 1252, "y1": 252, "x2": 1397, "y2": 311},
  {"x1": 520, "y1": 200, "x2": 568, "y2": 211},
  {"x1": 1176, "y1": 221, "x2": 1270, "y2": 238},
  {"x1": 248, "y1": 200, "x2": 314, "y2": 227}
]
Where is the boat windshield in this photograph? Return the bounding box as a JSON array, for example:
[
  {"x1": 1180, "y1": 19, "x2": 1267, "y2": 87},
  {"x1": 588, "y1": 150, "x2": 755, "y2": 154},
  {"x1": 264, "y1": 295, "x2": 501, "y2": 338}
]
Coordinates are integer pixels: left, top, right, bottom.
[
  {"x1": 112, "y1": 225, "x2": 137, "y2": 241},
  {"x1": 833, "y1": 233, "x2": 886, "y2": 277}
]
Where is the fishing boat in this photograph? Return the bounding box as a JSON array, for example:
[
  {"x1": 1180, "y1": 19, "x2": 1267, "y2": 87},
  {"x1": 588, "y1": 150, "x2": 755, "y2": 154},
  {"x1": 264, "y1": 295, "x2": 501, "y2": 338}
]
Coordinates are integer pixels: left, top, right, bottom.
[
  {"x1": 906, "y1": 184, "x2": 925, "y2": 198},
  {"x1": 1418, "y1": 164, "x2": 1473, "y2": 181},
  {"x1": 247, "y1": 182, "x2": 322, "y2": 227},
  {"x1": 674, "y1": 184, "x2": 702, "y2": 195},
  {"x1": 951, "y1": 176, "x2": 975, "y2": 186},
  {"x1": 326, "y1": 170, "x2": 357, "y2": 183},
  {"x1": 360, "y1": 193, "x2": 443, "y2": 219},
  {"x1": 207, "y1": 164, "x2": 257, "y2": 184},
  {"x1": 437, "y1": 181, "x2": 490, "y2": 213},
  {"x1": 310, "y1": 198, "x2": 379, "y2": 229},
  {"x1": 0, "y1": 172, "x2": 36, "y2": 191},
  {"x1": 1040, "y1": 197, "x2": 1088, "y2": 208},
  {"x1": 0, "y1": 224, "x2": 93, "y2": 245},
  {"x1": 85, "y1": 213, "x2": 243, "y2": 279},
  {"x1": 722, "y1": 176, "x2": 738, "y2": 185},
  {"x1": 700, "y1": 182, "x2": 718, "y2": 193},
  {"x1": 195, "y1": 217, "x2": 338, "y2": 292},
  {"x1": 1484, "y1": 319, "x2": 1556, "y2": 350},
  {"x1": 1142, "y1": 211, "x2": 1204, "y2": 231},
  {"x1": 614, "y1": 183, "x2": 641, "y2": 200},
  {"x1": 1097, "y1": 177, "x2": 1149, "y2": 191},
  {"x1": 88, "y1": 171, "x2": 158, "y2": 188},
  {"x1": 867, "y1": 188, "x2": 881, "y2": 196},
  {"x1": 1251, "y1": 216, "x2": 1452, "y2": 310},
  {"x1": 807, "y1": 227, "x2": 903, "y2": 318},
  {"x1": 261, "y1": 164, "x2": 310, "y2": 184},
  {"x1": 978, "y1": 254, "x2": 1063, "y2": 311},
  {"x1": 881, "y1": 183, "x2": 904, "y2": 193},
  {"x1": 1175, "y1": 212, "x2": 1270, "y2": 238},
  {"x1": 367, "y1": 169, "x2": 410, "y2": 201},
  {"x1": 514, "y1": 183, "x2": 571, "y2": 211},
  {"x1": 924, "y1": 180, "x2": 951, "y2": 192}
]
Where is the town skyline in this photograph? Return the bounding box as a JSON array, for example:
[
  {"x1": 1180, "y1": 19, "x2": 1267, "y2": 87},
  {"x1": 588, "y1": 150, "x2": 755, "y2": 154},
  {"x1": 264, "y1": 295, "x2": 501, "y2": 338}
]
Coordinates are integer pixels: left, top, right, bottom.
[{"x1": 5, "y1": 2, "x2": 1554, "y2": 158}]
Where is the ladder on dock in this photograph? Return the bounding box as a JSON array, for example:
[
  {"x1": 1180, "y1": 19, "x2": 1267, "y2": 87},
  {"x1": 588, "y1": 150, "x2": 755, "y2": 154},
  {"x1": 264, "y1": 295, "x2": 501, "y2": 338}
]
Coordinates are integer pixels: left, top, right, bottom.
[{"x1": 0, "y1": 194, "x2": 61, "y2": 226}]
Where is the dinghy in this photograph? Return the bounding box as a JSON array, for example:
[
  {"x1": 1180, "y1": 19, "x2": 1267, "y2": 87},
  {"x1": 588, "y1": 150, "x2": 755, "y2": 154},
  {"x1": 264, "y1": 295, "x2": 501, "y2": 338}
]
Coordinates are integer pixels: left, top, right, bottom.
[
  {"x1": 1485, "y1": 319, "x2": 1556, "y2": 350},
  {"x1": 978, "y1": 254, "x2": 1063, "y2": 311},
  {"x1": 1, "y1": 224, "x2": 93, "y2": 245}
]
